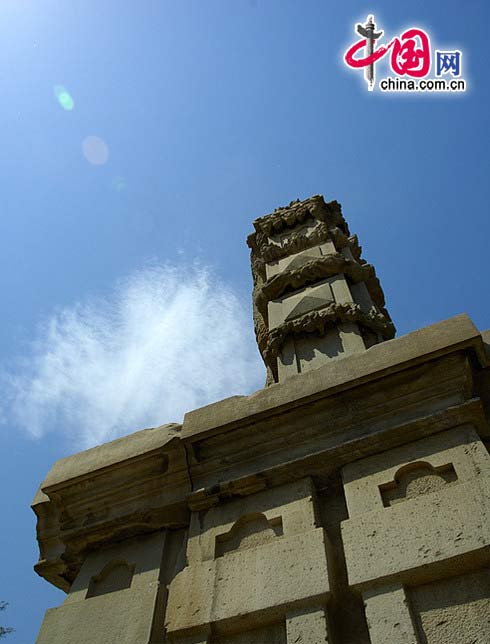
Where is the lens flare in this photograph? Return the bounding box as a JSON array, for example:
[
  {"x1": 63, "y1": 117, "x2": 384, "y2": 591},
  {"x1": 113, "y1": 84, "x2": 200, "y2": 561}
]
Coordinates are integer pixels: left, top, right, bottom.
[
  {"x1": 82, "y1": 135, "x2": 109, "y2": 165},
  {"x1": 54, "y1": 85, "x2": 74, "y2": 110}
]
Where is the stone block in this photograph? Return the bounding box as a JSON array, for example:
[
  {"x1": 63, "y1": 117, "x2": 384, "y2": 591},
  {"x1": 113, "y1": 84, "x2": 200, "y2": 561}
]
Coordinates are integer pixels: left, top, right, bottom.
[
  {"x1": 212, "y1": 622, "x2": 286, "y2": 644},
  {"x1": 187, "y1": 479, "x2": 318, "y2": 563},
  {"x1": 36, "y1": 532, "x2": 167, "y2": 644},
  {"x1": 165, "y1": 529, "x2": 331, "y2": 636},
  {"x1": 286, "y1": 606, "x2": 330, "y2": 643},
  {"x1": 409, "y1": 568, "x2": 490, "y2": 644},
  {"x1": 342, "y1": 426, "x2": 490, "y2": 517},
  {"x1": 342, "y1": 473, "x2": 490, "y2": 588},
  {"x1": 268, "y1": 279, "x2": 335, "y2": 330},
  {"x1": 363, "y1": 584, "x2": 419, "y2": 644}
]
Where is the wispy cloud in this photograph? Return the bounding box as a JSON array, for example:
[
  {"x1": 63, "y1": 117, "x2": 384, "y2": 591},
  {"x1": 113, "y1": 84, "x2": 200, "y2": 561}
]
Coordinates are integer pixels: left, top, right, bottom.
[{"x1": 2, "y1": 262, "x2": 264, "y2": 448}]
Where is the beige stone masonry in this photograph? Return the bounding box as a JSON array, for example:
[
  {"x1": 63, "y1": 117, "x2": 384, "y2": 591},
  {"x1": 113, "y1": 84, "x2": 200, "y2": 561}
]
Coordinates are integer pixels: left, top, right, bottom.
[
  {"x1": 32, "y1": 196, "x2": 490, "y2": 644},
  {"x1": 182, "y1": 314, "x2": 485, "y2": 441},
  {"x1": 36, "y1": 531, "x2": 168, "y2": 644},
  {"x1": 32, "y1": 423, "x2": 189, "y2": 592},
  {"x1": 342, "y1": 425, "x2": 489, "y2": 516},
  {"x1": 363, "y1": 584, "x2": 419, "y2": 644},
  {"x1": 409, "y1": 568, "x2": 490, "y2": 644},
  {"x1": 186, "y1": 354, "x2": 479, "y2": 493},
  {"x1": 286, "y1": 606, "x2": 330, "y2": 643},
  {"x1": 248, "y1": 196, "x2": 394, "y2": 382},
  {"x1": 342, "y1": 427, "x2": 490, "y2": 589},
  {"x1": 165, "y1": 479, "x2": 331, "y2": 640}
]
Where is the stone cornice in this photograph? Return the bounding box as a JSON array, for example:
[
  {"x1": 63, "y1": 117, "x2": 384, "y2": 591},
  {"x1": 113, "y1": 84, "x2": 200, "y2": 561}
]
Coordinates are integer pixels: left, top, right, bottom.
[
  {"x1": 250, "y1": 223, "x2": 352, "y2": 266},
  {"x1": 183, "y1": 315, "x2": 487, "y2": 440},
  {"x1": 32, "y1": 316, "x2": 490, "y2": 593},
  {"x1": 186, "y1": 398, "x2": 488, "y2": 502},
  {"x1": 252, "y1": 221, "x2": 329, "y2": 264},
  {"x1": 32, "y1": 425, "x2": 190, "y2": 591},
  {"x1": 187, "y1": 474, "x2": 268, "y2": 511},
  {"x1": 34, "y1": 423, "x2": 182, "y2": 492}
]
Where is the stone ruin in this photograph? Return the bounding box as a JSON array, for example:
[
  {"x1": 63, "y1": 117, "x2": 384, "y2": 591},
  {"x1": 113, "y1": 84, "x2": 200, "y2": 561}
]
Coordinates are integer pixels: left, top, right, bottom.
[{"x1": 34, "y1": 195, "x2": 490, "y2": 643}]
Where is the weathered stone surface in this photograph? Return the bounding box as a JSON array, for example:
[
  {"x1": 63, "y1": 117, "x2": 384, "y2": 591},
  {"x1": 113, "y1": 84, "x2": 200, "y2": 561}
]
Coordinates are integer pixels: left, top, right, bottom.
[
  {"x1": 286, "y1": 606, "x2": 330, "y2": 643},
  {"x1": 342, "y1": 426, "x2": 489, "y2": 516},
  {"x1": 34, "y1": 423, "x2": 181, "y2": 491},
  {"x1": 410, "y1": 569, "x2": 490, "y2": 643},
  {"x1": 363, "y1": 584, "x2": 419, "y2": 644},
  {"x1": 166, "y1": 479, "x2": 331, "y2": 639},
  {"x1": 32, "y1": 196, "x2": 490, "y2": 644},
  {"x1": 213, "y1": 622, "x2": 286, "y2": 644},
  {"x1": 343, "y1": 476, "x2": 490, "y2": 587},
  {"x1": 182, "y1": 313, "x2": 485, "y2": 441},
  {"x1": 32, "y1": 424, "x2": 189, "y2": 591},
  {"x1": 36, "y1": 532, "x2": 168, "y2": 644},
  {"x1": 342, "y1": 427, "x2": 490, "y2": 589},
  {"x1": 247, "y1": 196, "x2": 394, "y2": 383},
  {"x1": 166, "y1": 529, "x2": 331, "y2": 635}
]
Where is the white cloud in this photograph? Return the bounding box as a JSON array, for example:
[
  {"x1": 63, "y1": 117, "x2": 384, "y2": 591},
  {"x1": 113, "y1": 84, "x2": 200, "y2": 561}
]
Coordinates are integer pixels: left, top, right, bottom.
[{"x1": 3, "y1": 262, "x2": 264, "y2": 448}]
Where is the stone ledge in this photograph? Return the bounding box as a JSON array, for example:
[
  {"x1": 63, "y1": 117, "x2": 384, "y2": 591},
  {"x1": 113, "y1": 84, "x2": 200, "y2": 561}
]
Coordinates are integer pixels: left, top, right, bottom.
[
  {"x1": 32, "y1": 424, "x2": 189, "y2": 592},
  {"x1": 189, "y1": 399, "x2": 487, "y2": 497},
  {"x1": 33, "y1": 423, "x2": 181, "y2": 500},
  {"x1": 182, "y1": 314, "x2": 486, "y2": 441}
]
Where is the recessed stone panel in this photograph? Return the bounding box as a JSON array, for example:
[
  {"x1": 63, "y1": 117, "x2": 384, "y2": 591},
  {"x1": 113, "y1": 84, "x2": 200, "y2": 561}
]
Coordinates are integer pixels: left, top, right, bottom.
[{"x1": 268, "y1": 280, "x2": 334, "y2": 330}]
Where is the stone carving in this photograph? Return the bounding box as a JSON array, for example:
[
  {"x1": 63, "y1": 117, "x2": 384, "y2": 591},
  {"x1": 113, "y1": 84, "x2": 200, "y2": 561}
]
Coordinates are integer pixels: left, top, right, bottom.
[
  {"x1": 32, "y1": 423, "x2": 185, "y2": 592},
  {"x1": 86, "y1": 560, "x2": 134, "y2": 598},
  {"x1": 32, "y1": 192, "x2": 490, "y2": 644},
  {"x1": 256, "y1": 253, "x2": 376, "y2": 310},
  {"x1": 249, "y1": 197, "x2": 346, "y2": 263},
  {"x1": 265, "y1": 301, "x2": 395, "y2": 364},
  {"x1": 379, "y1": 461, "x2": 458, "y2": 507},
  {"x1": 285, "y1": 294, "x2": 334, "y2": 322},
  {"x1": 215, "y1": 513, "x2": 283, "y2": 557},
  {"x1": 248, "y1": 195, "x2": 394, "y2": 383}
]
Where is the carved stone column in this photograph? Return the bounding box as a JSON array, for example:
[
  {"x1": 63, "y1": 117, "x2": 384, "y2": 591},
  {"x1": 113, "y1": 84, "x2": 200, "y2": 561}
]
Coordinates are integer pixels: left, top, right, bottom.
[{"x1": 247, "y1": 195, "x2": 394, "y2": 384}]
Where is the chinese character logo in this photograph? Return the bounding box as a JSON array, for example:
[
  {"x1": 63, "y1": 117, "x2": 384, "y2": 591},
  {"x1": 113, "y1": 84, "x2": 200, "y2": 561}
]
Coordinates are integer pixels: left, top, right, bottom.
[
  {"x1": 343, "y1": 15, "x2": 466, "y2": 93},
  {"x1": 435, "y1": 51, "x2": 461, "y2": 76}
]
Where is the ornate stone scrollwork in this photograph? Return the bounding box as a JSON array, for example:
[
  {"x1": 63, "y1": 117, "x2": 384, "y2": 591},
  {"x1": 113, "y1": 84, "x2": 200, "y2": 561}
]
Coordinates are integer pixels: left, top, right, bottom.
[{"x1": 248, "y1": 195, "x2": 395, "y2": 383}]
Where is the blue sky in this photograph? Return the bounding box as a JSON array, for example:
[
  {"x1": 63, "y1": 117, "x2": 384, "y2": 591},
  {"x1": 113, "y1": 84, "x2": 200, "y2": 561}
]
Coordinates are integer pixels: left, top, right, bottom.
[{"x1": 0, "y1": 1, "x2": 489, "y2": 641}]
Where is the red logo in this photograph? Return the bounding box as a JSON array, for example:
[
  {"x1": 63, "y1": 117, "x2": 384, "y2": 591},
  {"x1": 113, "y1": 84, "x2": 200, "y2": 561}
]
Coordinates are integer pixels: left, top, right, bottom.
[{"x1": 344, "y1": 15, "x2": 431, "y2": 90}]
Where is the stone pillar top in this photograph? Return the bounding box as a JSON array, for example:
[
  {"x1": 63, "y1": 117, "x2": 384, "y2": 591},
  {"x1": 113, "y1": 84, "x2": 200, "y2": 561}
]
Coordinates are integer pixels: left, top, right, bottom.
[{"x1": 247, "y1": 195, "x2": 395, "y2": 384}]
